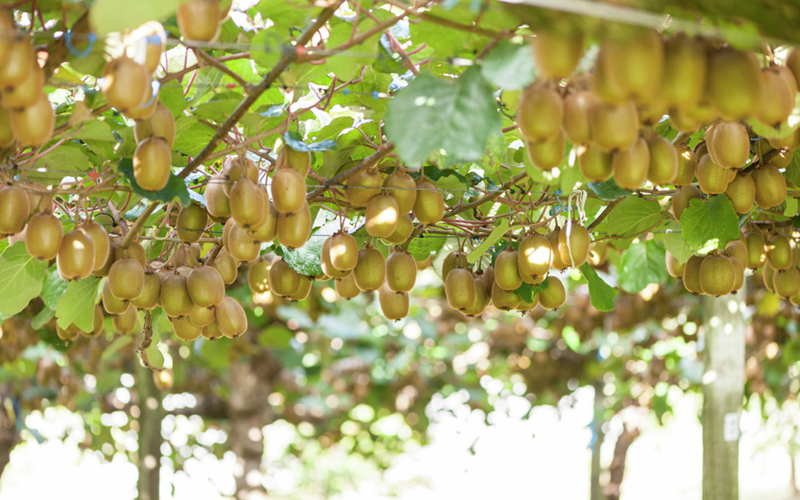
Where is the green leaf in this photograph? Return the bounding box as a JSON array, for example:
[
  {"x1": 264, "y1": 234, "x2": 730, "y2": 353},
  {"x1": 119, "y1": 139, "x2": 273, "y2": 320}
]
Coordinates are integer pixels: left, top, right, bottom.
[
  {"x1": 407, "y1": 235, "x2": 446, "y2": 261},
  {"x1": 258, "y1": 325, "x2": 294, "y2": 348},
  {"x1": 607, "y1": 197, "x2": 662, "y2": 237},
  {"x1": 784, "y1": 196, "x2": 798, "y2": 217},
  {"x1": 663, "y1": 222, "x2": 693, "y2": 264},
  {"x1": 681, "y1": 196, "x2": 740, "y2": 254},
  {"x1": 89, "y1": 0, "x2": 183, "y2": 33},
  {"x1": 619, "y1": 240, "x2": 668, "y2": 294},
  {"x1": 512, "y1": 278, "x2": 549, "y2": 303},
  {"x1": 385, "y1": 67, "x2": 502, "y2": 166},
  {"x1": 580, "y1": 263, "x2": 617, "y2": 312},
  {"x1": 143, "y1": 309, "x2": 164, "y2": 370},
  {"x1": 0, "y1": 243, "x2": 48, "y2": 317},
  {"x1": 118, "y1": 158, "x2": 191, "y2": 206},
  {"x1": 480, "y1": 40, "x2": 536, "y2": 91},
  {"x1": 786, "y1": 149, "x2": 800, "y2": 188},
  {"x1": 31, "y1": 306, "x2": 55, "y2": 330},
  {"x1": 41, "y1": 267, "x2": 69, "y2": 310},
  {"x1": 284, "y1": 131, "x2": 337, "y2": 152},
  {"x1": 282, "y1": 235, "x2": 325, "y2": 277},
  {"x1": 56, "y1": 277, "x2": 101, "y2": 332},
  {"x1": 467, "y1": 219, "x2": 509, "y2": 264},
  {"x1": 101, "y1": 335, "x2": 134, "y2": 364},
  {"x1": 587, "y1": 179, "x2": 632, "y2": 200}
]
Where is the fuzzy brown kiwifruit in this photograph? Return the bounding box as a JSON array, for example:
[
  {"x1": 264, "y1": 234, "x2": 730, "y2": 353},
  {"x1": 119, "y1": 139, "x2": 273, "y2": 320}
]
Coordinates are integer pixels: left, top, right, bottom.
[
  {"x1": 281, "y1": 144, "x2": 311, "y2": 177},
  {"x1": 696, "y1": 155, "x2": 729, "y2": 195},
  {"x1": 328, "y1": 232, "x2": 359, "y2": 272},
  {"x1": 205, "y1": 175, "x2": 231, "y2": 218},
  {"x1": 588, "y1": 241, "x2": 608, "y2": 267},
  {"x1": 187, "y1": 266, "x2": 225, "y2": 308},
  {"x1": 773, "y1": 267, "x2": 800, "y2": 299},
  {"x1": 335, "y1": 272, "x2": 361, "y2": 299},
  {"x1": 612, "y1": 137, "x2": 650, "y2": 190},
  {"x1": 0, "y1": 107, "x2": 14, "y2": 148},
  {"x1": 113, "y1": 307, "x2": 138, "y2": 335},
  {"x1": 247, "y1": 203, "x2": 278, "y2": 243},
  {"x1": 176, "y1": 203, "x2": 208, "y2": 243},
  {"x1": 271, "y1": 166, "x2": 306, "y2": 214},
  {"x1": 767, "y1": 233, "x2": 793, "y2": 271},
  {"x1": 102, "y1": 279, "x2": 130, "y2": 315},
  {"x1": 601, "y1": 28, "x2": 664, "y2": 102},
  {"x1": 562, "y1": 90, "x2": 595, "y2": 145},
  {"x1": 516, "y1": 86, "x2": 563, "y2": 143},
  {"x1": 491, "y1": 280, "x2": 521, "y2": 311},
  {"x1": 101, "y1": 56, "x2": 148, "y2": 112},
  {"x1": 230, "y1": 178, "x2": 266, "y2": 230},
  {"x1": 189, "y1": 304, "x2": 215, "y2": 328},
  {"x1": 344, "y1": 168, "x2": 381, "y2": 208},
  {"x1": 1, "y1": 55, "x2": 43, "y2": 110},
  {"x1": 494, "y1": 249, "x2": 522, "y2": 291},
  {"x1": 547, "y1": 228, "x2": 568, "y2": 271},
  {"x1": 160, "y1": 274, "x2": 194, "y2": 318},
  {"x1": 385, "y1": 214, "x2": 413, "y2": 244},
  {"x1": 577, "y1": 144, "x2": 613, "y2": 182},
  {"x1": 0, "y1": 12, "x2": 15, "y2": 68},
  {"x1": 134, "y1": 137, "x2": 172, "y2": 192},
  {"x1": 672, "y1": 145, "x2": 697, "y2": 186},
  {"x1": 353, "y1": 247, "x2": 386, "y2": 292},
  {"x1": 707, "y1": 47, "x2": 761, "y2": 120},
  {"x1": 724, "y1": 172, "x2": 755, "y2": 215},
  {"x1": 10, "y1": 92, "x2": 54, "y2": 148},
  {"x1": 386, "y1": 172, "x2": 417, "y2": 215},
  {"x1": 699, "y1": 254, "x2": 735, "y2": 296},
  {"x1": 666, "y1": 251, "x2": 685, "y2": 278},
  {"x1": 365, "y1": 194, "x2": 400, "y2": 239},
  {"x1": 526, "y1": 131, "x2": 565, "y2": 171},
  {"x1": 25, "y1": 213, "x2": 62, "y2": 261},
  {"x1": 657, "y1": 34, "x2": 707, "y2": 109},
  {"x1": 445, "y1": 268, "x2": 476, "y2": 311},
  {"x1": 268, "y1": 258, "x2": 301, "y2": 298},
  {"x1": 57, "y1": 229, "x2": 95, "y2": 281},
  {"x1": 108, "y1": 258, "x2": 145, "y2": 301},
  {"x1": 538, "y1": 276, "x2": 566, "y2": 310},
  {"x1": 80, "y1": 222, "x2": 110, "y2": 272},
  {"x1": 130, "y1": 21, "x2": 166, "y2": 73},
  {"x1": 386, "y1": 251, "x2": 416, "y2": 293},
  {"x1": 276, "y1": 202, "x2": 311, "y2": 250},
  {"x1": 0, "y1": 32, "x2": 33, "y2": 89},
  {"x1": 201, "y1": 321, "x2": 224, "y2": 340},
  {"x1": 130, "y1": 271, "x2": 161, "y2": 310},
  {"x1": 708, "y1": 121, "x2": 749, "y2": 170},
  {"x1": 215, "y1": 296, "x2": 247, "y2": 338},
  {"x1": 412, "y1": 180, "x2": 444, "y2": 225},
  {"x1": 646, "y1": 135, "x2": 678, "y2": 185},
  {"x1": 671, "y1": 185, "x2": 702, "y2": 222},
  {"x1": 177, "y1": 0, "x2": 221, "y2": 42},
  {"x1": 532, "y1": 30, "x2": 584, "y2": 80},
  {"x1": 221, "y1": 156, "x2": 259, "y2": 196},
  {"x1": 723, "y1": 240, "x2": 749, "y2": 269},
  {"x1": 757, "y1": 66, "x2": 794, "y2": 128},
  {"x1": 227, "y1": 222, "x2": 261, "y2": 263},
  {"x1": 463, "y1": 276, "x2": 489, "y2": 317},
  {"x1": 557, "y1": 223, "x2": 590, "y2": 267},
  {"x1": 213, "y1": 249, "x2": 239, "y2": 285},
  {"x1": 173, "y1": 315, "x2": 202, "y2": 341},
  {"x1": 378, "y1": 283, "x2": 409, "y2": 320},
  {"x1": 591, "y1": 101, "x2": 639, "y2": 152},
  {"x1": 751, "y1": 165, "x2": 787, "y2": 209},
  {"x1": 247, "y1": 258, "x2": 271, "y2": 294},
  {"x1": 744, "y1": 231, "x2": 767, "y2": 270},
  {"x1": 442, "y1": 251, "x2": 469, "y2": 281},
  {"x1": 134, "y1": 105, "x2": 176, "y2": 147},
  {"x1": 682, "y1": 255, "x2": 705, "y2": 295}
]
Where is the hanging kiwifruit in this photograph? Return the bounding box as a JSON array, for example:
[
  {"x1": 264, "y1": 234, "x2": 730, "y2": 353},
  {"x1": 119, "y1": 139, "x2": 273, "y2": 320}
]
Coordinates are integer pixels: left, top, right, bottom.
[
  {"x1": 696, "y1": 156, "x2": 729, "y2": 195},
  {"x1": 134, "y1": 105, "x2": 176, "y2": 147},
  {"x1": 709, "y1": 122, "x2": 749, "y2": 170},
  {"x1": 767, "y1": 233, "x2": 793, "y2": 271},
  {"x1": 724, "y1": 172, "x2": 755, "y2": 215},
  {"x1": 673, "y1": 145, "x2": 697, "y2": 186},
  {"x1": 101, "y1": 56, "x2": 148, "y2": 112},
  {"x1": 577, "y1": 144, "x2": 613, "y2": 182},
  {"x1": 134, "y1": 137, "x2": 171, "y2": 192},
  {"x1": 602, "y1": 28, "x2": 664, "y2": 102},
  {"x1": 762, "y1": 264, "x2": 776, "y2": 291},
  {"x1": 0, "y1": 107, "x2": 13, "y2": 148},
  {"x1": 335, "y1": 272, "x2": 361, "y2": 299},
  {"x1": 56, "y1": 323, "x2": 80, "y2": 341},
  {"x1": 516, "y1": 86, "x2": 563, "y2": 143},
  {"x1": 116, "y1": 240, "x2": 146, "y2": 268},
  {"x1": 699, "y1": 254, "x2": 735, "y2": 296},
  {"x1": 221, "y1": 156, "x2": 259, "y2": 196},
  {"x1": 320, "y1": 237, "x2": 352, "y2": 280},
  {"x1": 442, "y1": 251, "x2": 469, "y2": 280},
  {"x1": 9, "y1": 92, "x2": 54, "y2": 148},
  {"x1": 745, "y1": 231, "x2": 767, "y2": 270},
  {"x1": 25, "y1": 213, "x2": 62, "y2": 261},
  {"x1": 57, "y1": 229, "x2": 95, "y2": 281},
  {"x1": 102, "y1": 279, "x2": 130, "y2": 315},
  {"x1": 757, "y1": 66, "x2": 794, "y2": 127},
  {"x1": 131, "y1": 20, "x2": 167, "y2": 73},
  {"x1": 379, "y1": 283, "x2": 409, "y2": 320},
  {"x1": 122, "y1": 74, "x2": 158, "y2": 121},
  {"x1": 189, "y1": 304, "x2": 215, "y2": 328},
  {"x1": 130, "y1": 271, "x2": 161, "y2": 310},
  {"x1": 176, "y1": 203, "x2": 208, "y2": 243},
  {"x1": 463, "y1": 276, "x2": 489, "y2": 317},
  {"x1": 591, "y1": 101, "x2": 639, "y2": 153},
  {"x1": 79, "y1": 222, "x2": 110, "y2": 272},
  {"x1": 666, "y1": 251, "x2": 685, "y2": 278},
  {"x1": 205, "y1": 176, "x2": 231, "y2": 218},
  {"x1": 386, "y1": 250, "x2": 416, "y2": 293},
  {"x1": 558, "y1": 223, "x2": 590, "y2": 267},
  {"x1": 592, "y1": 48, "x2": 627, "y2": 103},
  {"x1": 1, "y1": 55, "x2": 43, "y2": 110},
  {"x1": 384, "y1": 171, "x2": 417, "y2": 215},
  {"x1": 547, "y1": 228, "x2": 568, "y2": 271},
  {"x1": 230, "y1": 178, "x2": 266, "y2": 229},
  {"x1": 658, "y1": 34, "x2": 707, "y2": 109},
  {"x1": 201, "y1": 321, "x2": 224, "y2": 340},
  {"x1": 588, "y1": 241, "x2": 608, "y2": 267},
  {"x1": 213, "y1": 249, "x2": 238, "y2": 285},
  {"x1": 612, "y1": 137, "x2": 650, "y2": 190},
  {"x1": 176, "y1": 0, "x2": 221, "y2": 42},
  {"x1": 173, "y1": 315, "x2": 202, "y2": 341},
  {"x1": 108, "y1": 258, "x2": 145, "y2": 301},
  {"x1": 562, "y1": 91, "x2": 595, "y2": 145},
  {"x1": 671, "y1": 185, "x2": 702, "y2": 221},
  {"x1": 280, "y1": 144, "x2": 311, "y2": 177},
  {"x1": 707, "y1": 47, "x2": 762, "y2": 120},
  {"x1": 160, "y1": 274, "x2": 194, "y2": 318},
  {"x1": 723, "y1": 240, "x2": 749, "y2": 268},
  {"x1": 344, "y1": 168, "x2": 381, "y2": 207},
  {"x1": 754, "y1": 140, "x2": 792, "y2": 169},
  {"x1": 787, "y1": 49, "x2": 800, "y2": 89},
  {"x1": 445, "y1": 268, "x2": 476, "y2": 311},
  {"x1": 773, "y1": 267, "x2": 800, "y2": 299},
  {"x1": 276, "y1": 202, "x2": 311, "y2": 249},
  {"x1": 268, "y1": 258, "x2": 301, "y2": 298},
  {"x1": 669, "y1": 108, "x2": 702, "y2": 133},
  {"x1": 271, "y1": 166, "x2": 306, "y2": 214},
  {"x1": 112, "y1": 307, "x2": 138, "y2": 335},
  {"x1": 538, "y1": 276, "x2": 566, "y2": 310},
  {"x1": 752, "y1": 165, "x2": 787, "y2": 209},
  {"x1": 494, "y1": 248, "x2": 522, "y2": 291},
  {"x1": 328, "y1": 232, "x2": 359, "y2": 271},
  {"x1": 647, "y1": 135, "x2": 678, "y2": 185},
  {"x1": 93, "y1": 241, "x2": 117, "y2": 278},
  {"x1": 413, "y1": 180, "x2": 444, "y2": 225},
  {"x1": 517, "y1": 292, "x2": 540, "y2": 312},
  {"x1": 385, "y1": 214, "x2": 413, "y2": 244},
  {"x1": 227, "y1": 222, "x2": 261, "y2": 263},
  {"x1": 0, "y1": 32, "x2": 33, "y2": 88},
  {"x1": 247, "y1": 258, "x2": 271, "y2": 294},
  {"x1": 526, "y1": 131, "x2": 565, "y2": 171},
  {"x1": 682, "y1": 255, "x2": 705, "y2": 294},
  {"x1": 0, "y1": 11, "x2": 14, "y2": 68},
  {"x1": 483, "y1": 265, "x2": 495, "y2": 288},
  {"x1": 247, "y1": 203, "x2": 278, "y2": 243},
  {"x1": 215, "y1": 296, "x2": 247, "y2": 338},
  {"x1": 187, "y1": 266, "x2": 225, "y2": 308},
  {"x1": 352, "y1": 248, "x2": 385, "y2": 292},
  {"x1": 730, "y1": 257, "x2": 745, "y2": 292},
  {"x1": 768, "y1": 128, "x2": 800, "y2": 151},
  {"x1": 491, "y1": 280, "x2": 521, "y2": 310},
  {"x1": 366, "y1": 194, "x2": 400, "y2": 238},
  {"x1": 532, "y1": 30, "x2": 584, "y2": 80}
]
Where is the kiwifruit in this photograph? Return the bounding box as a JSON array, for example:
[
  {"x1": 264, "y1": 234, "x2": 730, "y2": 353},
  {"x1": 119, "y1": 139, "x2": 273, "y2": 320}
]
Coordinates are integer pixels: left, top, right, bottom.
[
  {"x1": 25, "y1": 213, "x2": 62, "y2": 260},
  {"x1": 592, "y1": 48, "x2": 627, "y2": 103},
  {"x1": 320, "y1": 237, "x2": 352, "y2": 280},
  {"x1": 189, "y1": 304, "x2": 215, "y2": 328},
  {"x1": 757, "y1": 67, "x2": 794, "y2": 127},
  {"x1": 365, "y1": 194, "x2": 400, "y2": 238},
  {"x1": 173, "y1": 315, "x2": 202, "y2": 341},
  {"x1": 57, "y1": 229, "x2": 95, "y2": 281},
  {"x1": 79, "y1": 222, "x2": 110, "y2": 272},
  {"x1": 516, "y1": 86, "x2": 563, "y2": 143},
  {"x1": 205, "y1": 176, "x2": 231, "y2": 218},
  {"x1": 171, "y1": 243, "x2": 198, "y2": 268},
  {"x1": 778, "y1": 64, "x2": 798, "y2": 95},
  {"x1": 791, "y1": 283, "x2": 800, "y2": 306},
  {"x1": 268, "y1": 258, "x2": 301, "y2": 297},
  {"x1": 773, "y1": 267, "x2": 800, "y2": 299},
  {"x1": 227, "y1": 222, "x2": 261, "y2": 263},
  {"x1": 745, "y1": 231, "x2": 767, "y2": 269},
  {"x1": 276, "y1": 202, "x2": 311, "y2": 250},
  {"x1": 673, "y1": 145, "x2": 697, "y2": 186},
  {"x1": 491, "y1": 280, "x2": 521, "y2": 310},
  {"x1": 0, "y1": 32, "x2": 33, "y2": 89},
  {"x1": 763, "y1": 264, "x2": 776, "y2": 291},
  {"x1": 723, "y1": 240, "x2": 749, "y2": 268},
  {"x1": 707, "y1": 48, "x2": 761, "y2": 120},
  {"x1": 160, "y1": 274, "x2": 194, "y2": 318},
  {"x1": 669, "y1": 108, "x2": 702, "y2": 133},
  {"x1": 682, "y1": 255, "x2": 705, "y2": 294},
  {"x1": 378, "y1": 283, "x2": 409, "y2": 320},
  {"x1": 112, "y1": 307, "x2": 138, "y2": 335},
  {"x1": 588, "y1": 241, "x2": 608, "y2": 267},
  {"x1": 463, "y1": 276, "x2": 489, "y2": 317},
  {"x1": 538, "y1": 276, "x2": 566, "y2": 310},
  {"x1": 445, "y1": 268, "x2": 476, "y2": 311},
  {"x1": 187, "y1": 266, "x2": 225, "y2": 308},
  {"x1": 344, "y1": 168, "x2": 381, "y2": 208},
  {"x1": 666, "y1": 251, "x2": 685, "y2": 278},
  {"x1": 532, "y1": 30, "x2": 584, "y2": 79},
  {"x1": 134, "y1": 105, "x2": 175, "y2": 147},
  {"x1": 215, "y1": 296, "x2": 247, "y2": 338},
  {"x1": 247, "y1": 203, "x2": 278, "y2": 243},
  {"x1": 708, "y1": 122, "x2": 749, "y2": 170},
  {"x1": 731, "y1": 257, "x2": 745, "y2": 292},
  {"x1": 386, "y1": 251, "x2": 416, "y2": 292},
  {"x1": 1, "y1": 56, "x2": 43, "y2": 110},
  {"x1": 768, "y1": 128, "x2": 800, "y2": 151},
  {"x1": 0, "y1": 12, "x2": 14, "y2": 68},
  {"x1": 101, "y1": 56, "x2": 148, "y2": 112},
  {"x1": 201, "y1": 321, "x2": 224, "y2": 340},
  {"x1": 351, "y1": 248, "x2": 385, "y2": 292},
  {"x1": 335, "y1": 272, "x2": 361, "y2": 299},
  {"x1": 327, "y1": 232, "x2": 358, "y2": 271},
  {"x1": 281, "y1": 144, "x2": 310, "y2": 177},
  {"x1": 696, "y1": 156, "x2": 729, "y2": 195},
  {"x1": 562, "y1": 90, "x2": 595, "y2": 144},
  {"x1": 494, "y1": 249, "x2": 522, "y2": 291},
  {"x1": 175, "y1": 203, "x2": 208, "y2": 243},
  {"x1": 520, "y1": 269, "x2": 547, "y2": 285},
  {"x1": 25, "y1": 183, "x2": 53, "y2": 215},
  {"x1": 221, "y1": 156, "x2": 259, "y2": 196},
  {"x1": 230, "y1": 178, "x2": 266, "y2": 229},
  {"x1": 671, "y1": 185, "x2": 702, "y2": 221},
  {"x1": 602, "y1": 28, "x2": 664, "y2": 102},
  {"x1": 130, "y1": 271, "x2": 161, "y2": 310},
  {"x1": 133, "y1": 137, "x2": 171, "y2": 192},
  {"x1": 385, "y1": 214, "x2": 413, "y2": 244},
  {"x1": 526, "y1": 131, "x2": 565, "y2": 171},
  {"x1": 658, "y1": 34, "x2": 707, "y2": 109},
  {"x1": 787, "y1": 49, "x2": 800, "y2": 90},
  {"x1": 413, "y1": 180, "x2": 444, "y2": 225},
  {"x1": 247, "y1": 258, "x2": 271, "y2": 294},
  {"x1": 751, "y1": 165, "x2": 787, "y2": 209},
  {"x1": 108, "y1": 258, "x2": 145, "y2": 301},
  {"x1": 483, "y1": 265, "x2": 495, "y2": 288},
  {"x1": 56, "y1": 322, "x2": 80, "y2": 341},
  {"x1": 115, "y1": 241, "x2": 146, "y2": 268},
  {"x1": 577, "y1": 144, "x2": 613, "y2": 182},
  {"x1": 9, "y1": 92, "x2": 54, "y2": 148},
  {"x1": 699, "y1": 253, "x2": 735, "y2": 296},
  {"x1": 612, "y1": 137, "x2": 650, "y2": 190},
  {"x1": 558, "y1": 223, "x2": 590, "y2": 267},
  {"x1": 637, "y1": 102, "x2": 666, "y2": 127},
  {"x1": 177, "y1": 0, "x2": 221, "y2": 42},
  {"x1": 131, "y1": 20, "x2": 166, "y2": 73},
  {"x1": 754, "y1": 140, "x2": 792, "y2": 169},
  {"x1": 123, "y1": 74, "x2": 158, "y2": 121},
  {"x1": 271, "y1": 167, "x2": 306, "y2": 214},
  {"x1": 724, "y1": 172, "x2": 755, "y2": 215},
  {"x1": 547, "y1": 228, "x2": 568, "y2": 271},
  {"x1": 0, "y1": 107, "x2": 13, "y2": 147},
  {"x1": 767, "y1": 233, "x2": 793, "y2": 270},
  {"x1": 93, "y1": 241, "x2": 117, "y2": 278},
  {"x1": 647, "y1": 135, "x2": 678, "y2": 185},
  {"x1": 212, "y1": 249, "x2": 238, "y2": 284},
  {"x1": 442, "y1": 251, "x2": 469, "y2": 280},
  {"x1": 385, "y1": 171, "x2": 417, "y2": 215},
  {"x1": 102, "y1": 279, "x2": 130, "y2": 315}
]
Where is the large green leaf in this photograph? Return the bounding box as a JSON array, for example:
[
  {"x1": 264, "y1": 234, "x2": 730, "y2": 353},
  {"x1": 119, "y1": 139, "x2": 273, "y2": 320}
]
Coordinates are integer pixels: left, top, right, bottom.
[
  {"x1": 282, "y1": 235, "x2": 325, "y2": 277},
  {"x1": 618, "y1": 240, "x2": 668, "y2": 294},
  {"x1": 480, "y1": 40, "x2": 536, "y2": 91},
  {"x1": 0, "y1": 243, "x2": 48, "y2": 317},
  {"x1": 41, "y1": 267, "x2": 69, "y2": 310},
  {"x1": 385, "y1": 67, "x2": 502, "y2": 166},
  {"x1": 580, "y1": 263, "x2": 617, "y2": 311},
  {"x1": 607, "y1": 197, "x2": 662, "y2": 237},
  {"x1": 407, "y1": 234, "x2": 446, "y2": 261},
  {"x1": 56, "y1": 277, "x2": 101, "y2": 333},
  {"x1": 680, "y1": 196, "x2": 740, "y2": 254},
  {"x1": 467, "y1": 219, "x2": 509, "y2": 264},
  {"x1": 662, "y1": 222, "x2": 693, "y2": 264}
]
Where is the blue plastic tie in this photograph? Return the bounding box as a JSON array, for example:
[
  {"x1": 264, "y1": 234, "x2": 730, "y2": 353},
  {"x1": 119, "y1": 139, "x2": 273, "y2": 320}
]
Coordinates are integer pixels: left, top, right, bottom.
[
  {"x1": 140, "y1": 80, "x2": 161, "y2": 109},
  {"x1": 372, "y1": 91, "x2": 379, "y2": 100},
  {"x1": 342, "y1": 88, "x2": 351, "y2": 95},
  {"x1": 65, "y1": 31, "x2": 96, "y2": 59}
]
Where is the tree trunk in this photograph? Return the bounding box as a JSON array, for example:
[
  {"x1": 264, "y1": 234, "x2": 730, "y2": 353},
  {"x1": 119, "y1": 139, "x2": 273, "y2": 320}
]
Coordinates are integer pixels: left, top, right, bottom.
[
  {"x1": 604, "y1": 422, "x2": 639, "y2": 500},
  {"x1": 136, "y1": 362, "x2": 162, "y2": 500},
  {"x1": 0, "y1": 393, "x2": 18, "y2": 481},
  {"x1": 590, "y1": 381, "x2": 605, "y2": 500},
  {"x1": 229, "y1": 362, "x2": 272, "y2": 500},
  {"x1": 702, "y1": 292, "x2": 745, "y2": 500}
]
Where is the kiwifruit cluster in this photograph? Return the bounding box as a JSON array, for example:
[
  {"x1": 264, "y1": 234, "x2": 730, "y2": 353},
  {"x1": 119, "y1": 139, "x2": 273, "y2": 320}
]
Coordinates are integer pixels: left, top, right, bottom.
[
  {"x1": 738, "y1": 229, "x2": 800, "y2": 304},
  {"x1": 0, "y1": 10, "x2": 55, "y2": 149},
  {"x1": 176, "y1": 0, "x2": 230, "y2": 43},
  {"x1": 668, "y1": 231, "x2": 755, "y2": 297}
]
